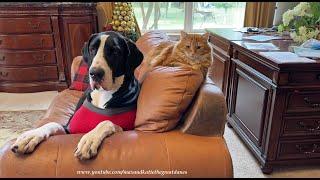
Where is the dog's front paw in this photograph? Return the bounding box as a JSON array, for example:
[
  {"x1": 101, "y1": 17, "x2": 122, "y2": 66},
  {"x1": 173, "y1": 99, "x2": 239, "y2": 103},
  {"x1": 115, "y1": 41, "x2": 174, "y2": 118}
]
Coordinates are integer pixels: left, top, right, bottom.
[
  {"x1": 11, "y1": 129, "x2": 46, "y2": 154},
  {"x1": 74, "y1": 133, "x2": 103, "y2": 160},
  {"x1": 74, "y1": 121, "x2": 117, "y2": 160}
]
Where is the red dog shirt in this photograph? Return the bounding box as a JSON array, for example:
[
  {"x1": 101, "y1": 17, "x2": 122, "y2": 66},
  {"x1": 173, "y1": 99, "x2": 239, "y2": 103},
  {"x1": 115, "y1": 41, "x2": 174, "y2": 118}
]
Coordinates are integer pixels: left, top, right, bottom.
[{"x1": 68, "y1": 99, "x2": 136, "y2": 134}]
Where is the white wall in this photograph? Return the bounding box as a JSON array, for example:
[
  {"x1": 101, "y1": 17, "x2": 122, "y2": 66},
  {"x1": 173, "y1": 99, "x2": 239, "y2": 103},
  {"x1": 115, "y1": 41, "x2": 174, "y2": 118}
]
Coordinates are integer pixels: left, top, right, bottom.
[{"x1": 273, "y1": 2, "x2": 299, "y2": 26}]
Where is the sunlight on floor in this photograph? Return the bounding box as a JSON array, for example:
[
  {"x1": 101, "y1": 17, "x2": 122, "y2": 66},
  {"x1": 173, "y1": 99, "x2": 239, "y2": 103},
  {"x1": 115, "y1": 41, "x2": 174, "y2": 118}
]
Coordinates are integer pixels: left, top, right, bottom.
[{"x1": 0, "y1": 91, "x2": 58, "y2": 111}]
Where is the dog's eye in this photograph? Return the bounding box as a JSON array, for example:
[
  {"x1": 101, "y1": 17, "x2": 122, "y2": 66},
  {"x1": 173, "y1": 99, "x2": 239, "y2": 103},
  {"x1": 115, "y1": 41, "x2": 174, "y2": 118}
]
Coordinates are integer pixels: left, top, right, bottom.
[
  {"x1": 186, "y1": 45, "x2": 190, "y2": 48},
  {"x1": 197, "y1": 46, "x2": 201, "y2": 49},
  {"x1": 89, "y1": 48, "x2": 95, "y2": 54}
]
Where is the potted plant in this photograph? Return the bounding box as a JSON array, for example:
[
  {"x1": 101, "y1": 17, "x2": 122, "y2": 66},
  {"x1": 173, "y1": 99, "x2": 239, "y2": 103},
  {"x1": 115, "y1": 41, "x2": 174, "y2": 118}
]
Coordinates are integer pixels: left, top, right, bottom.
[{"x1": 278, "y1": 2, "x2": 320, "y2": 43}]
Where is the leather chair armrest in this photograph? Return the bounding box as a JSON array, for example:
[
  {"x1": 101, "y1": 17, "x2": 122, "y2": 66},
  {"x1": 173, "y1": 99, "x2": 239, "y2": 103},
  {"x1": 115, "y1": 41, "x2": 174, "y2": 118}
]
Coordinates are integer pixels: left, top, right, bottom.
[
  {"x1": 34, "y1": 89, "x2": 83, "y2": 128},
  {"x1": 178, "y1": 78, "x2": 227, "y2": 137},
  {"x1": 0, "y1": 131, "x2": 233, "y2": 178},
  {"x1": 70, "y1": 56, "x2": 83, "y2": 83}
]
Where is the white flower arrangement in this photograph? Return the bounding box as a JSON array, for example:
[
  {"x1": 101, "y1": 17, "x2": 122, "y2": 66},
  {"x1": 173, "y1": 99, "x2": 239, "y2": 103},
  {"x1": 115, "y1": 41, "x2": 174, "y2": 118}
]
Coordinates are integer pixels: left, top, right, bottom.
[{"x1": 278, "y1": 2, "x2": 320, "y2": 43}]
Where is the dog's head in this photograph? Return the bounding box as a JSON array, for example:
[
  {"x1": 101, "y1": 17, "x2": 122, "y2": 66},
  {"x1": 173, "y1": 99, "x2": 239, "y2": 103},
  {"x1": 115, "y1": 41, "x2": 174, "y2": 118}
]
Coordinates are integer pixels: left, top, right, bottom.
[{"x1": 82, "y1": 31, "x2": 143, "y2": 91}]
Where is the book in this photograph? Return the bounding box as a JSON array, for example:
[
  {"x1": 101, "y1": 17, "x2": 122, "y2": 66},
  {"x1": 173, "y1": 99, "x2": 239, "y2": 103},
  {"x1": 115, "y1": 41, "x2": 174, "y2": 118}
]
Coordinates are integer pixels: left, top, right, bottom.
[
  {"x1": 293, "y1": 46, "x2": 320, "y2": 59},
  {"x1": 259, "y1": 52, "x2": 316, "y2": 63},
  {"x1": 243, "y1": 35, "x2": 282, "y2": 42},
  {"x1": 244, "y1": 43, "x2": 280, "y2": 51}
]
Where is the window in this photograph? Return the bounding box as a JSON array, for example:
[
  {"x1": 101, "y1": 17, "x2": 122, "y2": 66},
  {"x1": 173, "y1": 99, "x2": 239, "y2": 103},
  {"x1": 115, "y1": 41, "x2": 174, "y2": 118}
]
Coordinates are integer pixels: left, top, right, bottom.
[{"x1": 132, "y1": 2, "x2": 246, "y2": 33}]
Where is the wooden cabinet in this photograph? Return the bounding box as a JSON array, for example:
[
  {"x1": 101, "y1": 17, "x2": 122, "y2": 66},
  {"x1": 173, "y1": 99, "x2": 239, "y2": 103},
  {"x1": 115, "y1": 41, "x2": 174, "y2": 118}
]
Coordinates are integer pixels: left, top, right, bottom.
[
  {"x1": 208, "y1": 29, "x2": 247, "y2": 109},
  {"x1": 209, "y1": 37, "x2": 230, "y2": 95},
  {"x1": 229, "y1": 59, "x2": 275, "y2": 150},
  {"x1": 0, "y1": 2, "x2": 98, "y2": 93},
  {"x1": 61, "y1": 16, "x2": 97, "y2": 85},
  {"x1": 207, "y1": 28, "x2": 320, "y2": 174}
]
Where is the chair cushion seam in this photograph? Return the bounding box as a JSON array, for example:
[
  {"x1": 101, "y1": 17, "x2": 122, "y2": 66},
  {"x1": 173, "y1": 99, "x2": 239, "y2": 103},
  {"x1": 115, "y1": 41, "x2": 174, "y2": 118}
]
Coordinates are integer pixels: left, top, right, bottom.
[
  {"x1": 163, "y1": 134, "x2": 172, "y2": 174},
  {"x1": 55, "y1": 142, "x2": 60, "y2": 178}
]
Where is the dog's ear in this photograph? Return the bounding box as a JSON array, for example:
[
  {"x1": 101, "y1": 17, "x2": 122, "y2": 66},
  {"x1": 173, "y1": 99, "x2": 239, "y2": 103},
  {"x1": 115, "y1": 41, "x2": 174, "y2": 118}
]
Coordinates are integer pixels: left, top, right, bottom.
[
  {"x1": 124, "y1": 38, "x2": 143, "y2": 75},
  {"x1": 82, "y1": 33, "x2": 98, "y2": 64},
  {"x1": 81, "y1": 42, "x2": 90, "y2": 64}
]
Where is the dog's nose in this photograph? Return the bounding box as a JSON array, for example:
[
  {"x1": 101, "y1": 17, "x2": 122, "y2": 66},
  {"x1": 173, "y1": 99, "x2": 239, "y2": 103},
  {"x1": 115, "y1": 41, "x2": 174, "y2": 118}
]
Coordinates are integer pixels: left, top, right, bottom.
[{"x1": 89, "y1": 67, "x2": 105, "y2": 82}]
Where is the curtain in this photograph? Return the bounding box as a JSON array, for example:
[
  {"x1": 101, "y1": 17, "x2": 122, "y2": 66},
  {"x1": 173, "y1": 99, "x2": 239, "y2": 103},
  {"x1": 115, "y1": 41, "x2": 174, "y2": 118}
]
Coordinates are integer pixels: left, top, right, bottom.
[
  {"x1": 243, "y1": 2, "x2": 276, "y2": 28},
  {"x1": 96, "y1": 2, "x2": 141, "y2": 37}
]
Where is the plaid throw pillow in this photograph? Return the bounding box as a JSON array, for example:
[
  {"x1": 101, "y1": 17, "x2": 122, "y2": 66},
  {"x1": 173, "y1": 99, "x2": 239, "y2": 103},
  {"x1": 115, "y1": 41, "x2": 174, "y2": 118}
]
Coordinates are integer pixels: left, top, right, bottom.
[{"x1": 69, "y1": 59, "x2": 90, "y2": 91}]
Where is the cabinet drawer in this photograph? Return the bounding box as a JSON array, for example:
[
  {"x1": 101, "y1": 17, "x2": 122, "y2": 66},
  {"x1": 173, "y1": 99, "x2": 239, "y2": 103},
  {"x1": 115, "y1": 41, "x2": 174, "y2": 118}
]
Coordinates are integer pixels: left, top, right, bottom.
[
  {"x1": 278, "y1": 140, "x2": 320, "y2": 160},
  {"x1": 286, "y1": 91, "x2": 320, "y2": 113},
  {"x1": 289, "y1": 72, "x2": 320, "y2": 85},
  {"x1": 0, "y1": 17, "x2": 52, "y2": 34},
  {"x1": 0, "y1": 34, "x2": 54, "y2": 50},
  {"x1": 283, "y1": 116, "x2": 320, "y2": 137},
  {"x1": 0, "y1": 66, "x2": 58, "y2": 81},
  {"x1": 0, "y1": 50, "x2": 56, "y2": 66}
]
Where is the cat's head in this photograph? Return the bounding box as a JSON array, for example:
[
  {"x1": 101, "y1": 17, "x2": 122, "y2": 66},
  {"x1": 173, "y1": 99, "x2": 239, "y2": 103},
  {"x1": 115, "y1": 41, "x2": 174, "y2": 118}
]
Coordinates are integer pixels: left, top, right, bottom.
[{"x1": 175, "y1": 31, "x2": 211, "y2": 61}]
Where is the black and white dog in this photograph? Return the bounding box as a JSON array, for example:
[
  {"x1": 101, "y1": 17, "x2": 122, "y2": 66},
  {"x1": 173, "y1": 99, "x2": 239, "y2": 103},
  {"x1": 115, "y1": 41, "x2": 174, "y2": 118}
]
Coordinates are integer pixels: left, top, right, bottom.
[{"x1": 11, "y1": 31, "x2": 143, "y2": 160}]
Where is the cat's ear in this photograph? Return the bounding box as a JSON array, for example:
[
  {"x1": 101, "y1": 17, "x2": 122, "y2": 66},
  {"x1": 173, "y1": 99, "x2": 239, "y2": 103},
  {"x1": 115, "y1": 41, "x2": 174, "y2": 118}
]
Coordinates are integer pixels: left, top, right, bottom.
[
  {"x1": 202, "y1": 32, "x2": 210, "y2": 40},
  {"x1": 180, "y1": 31, "x2": 188, "y2": 39}
]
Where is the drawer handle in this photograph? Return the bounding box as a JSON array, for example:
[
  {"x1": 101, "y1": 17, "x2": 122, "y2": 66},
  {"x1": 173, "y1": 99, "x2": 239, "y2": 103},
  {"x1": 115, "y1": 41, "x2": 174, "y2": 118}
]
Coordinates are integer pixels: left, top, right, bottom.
[
  {"x1": 0, "y1": 56, "x2": 5, "y2": 61},
  {"x1": 38, "y1": 69, "x2": 47, "y2": 78},
  {"x1": 32, "y1": 39, "x2": 44, "y2": 48},
  {"x1": 0, "y1": 39, "x2": 2, "y2": 45},
  {"x1": 0, "y1": 71, "x2": 8, "y2": 77},
  {"x1": 33, "y1": 54, "x2": 46, "y2": 62},
  {"x1": 296, "y1": 144, "x2": 319, "y2": 156},
  {"x1": 28, "y1": 22, "x2": 40, "y2": 29},
  {"x1": 297, "y1": 121, "x2": 320, "y2": 131},
  {"x1": 304, "y1": 97, "x2": 320, "y2": 108}
]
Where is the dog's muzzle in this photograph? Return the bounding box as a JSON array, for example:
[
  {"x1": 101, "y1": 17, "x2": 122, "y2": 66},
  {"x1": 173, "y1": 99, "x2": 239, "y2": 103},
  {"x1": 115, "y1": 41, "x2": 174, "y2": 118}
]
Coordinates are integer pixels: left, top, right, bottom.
[{"x1": 89, "y1": 67, "x2": 105, "y2": 89}]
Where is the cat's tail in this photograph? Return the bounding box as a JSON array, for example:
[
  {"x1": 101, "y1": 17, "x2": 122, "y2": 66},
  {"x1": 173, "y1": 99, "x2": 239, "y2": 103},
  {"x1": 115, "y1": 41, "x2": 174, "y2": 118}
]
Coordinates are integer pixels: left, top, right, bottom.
[{"x1": 150, "y1": 44, "x2": 174, "y2": 67}]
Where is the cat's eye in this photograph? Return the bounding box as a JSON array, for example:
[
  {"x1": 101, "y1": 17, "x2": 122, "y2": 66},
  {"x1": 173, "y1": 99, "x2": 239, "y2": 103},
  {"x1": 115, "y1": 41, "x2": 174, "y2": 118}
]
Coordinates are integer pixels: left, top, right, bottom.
[
  {"x1": 186, "y1": 45, "x2": 190, "y2": 48},
  {"x1": 197, "y1": 46, "x2": 201, "y2": 49}
]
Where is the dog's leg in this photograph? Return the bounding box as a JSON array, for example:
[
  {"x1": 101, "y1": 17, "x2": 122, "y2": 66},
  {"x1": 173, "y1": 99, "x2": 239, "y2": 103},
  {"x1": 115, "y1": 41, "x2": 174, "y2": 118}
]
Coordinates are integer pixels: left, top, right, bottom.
[
  {"x1": 74, "y1": 121, "x2": 123, "y2": 160},
  {"x1": 11, "y1": 122, "x2": 65, "y2": 154}
]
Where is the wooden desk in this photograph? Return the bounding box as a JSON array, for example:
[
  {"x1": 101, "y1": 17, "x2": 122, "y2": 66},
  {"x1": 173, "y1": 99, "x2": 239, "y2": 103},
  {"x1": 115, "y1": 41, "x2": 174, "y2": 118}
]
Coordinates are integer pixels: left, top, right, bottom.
[{"x1": 207, "y1": 28, "x2": 320, "y2": 174}]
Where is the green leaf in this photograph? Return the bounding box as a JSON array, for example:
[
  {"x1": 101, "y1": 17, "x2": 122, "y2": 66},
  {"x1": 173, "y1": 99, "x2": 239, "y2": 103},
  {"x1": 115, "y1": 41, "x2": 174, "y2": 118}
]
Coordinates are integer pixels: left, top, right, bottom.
[
  {"x1": 310, "y1": 2, "x2": 320, "y2": 19},
  {"x1": 278, "y1": 24, "x2": 285, "y2": 32}
]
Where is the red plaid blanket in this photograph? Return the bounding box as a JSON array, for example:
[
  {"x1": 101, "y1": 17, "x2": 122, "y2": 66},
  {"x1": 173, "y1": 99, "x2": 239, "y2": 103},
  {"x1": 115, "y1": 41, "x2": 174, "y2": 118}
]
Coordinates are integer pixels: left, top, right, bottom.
[{"x1": 69, "y1": 59, "x2": 89, "y2": 91}]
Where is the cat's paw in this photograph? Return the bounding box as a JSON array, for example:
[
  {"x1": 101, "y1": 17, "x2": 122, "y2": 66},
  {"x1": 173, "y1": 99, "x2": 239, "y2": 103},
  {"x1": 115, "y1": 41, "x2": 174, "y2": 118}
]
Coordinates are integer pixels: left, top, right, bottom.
[{"x1": 11, "y1": 129, "x2": 46, "y2": 154}]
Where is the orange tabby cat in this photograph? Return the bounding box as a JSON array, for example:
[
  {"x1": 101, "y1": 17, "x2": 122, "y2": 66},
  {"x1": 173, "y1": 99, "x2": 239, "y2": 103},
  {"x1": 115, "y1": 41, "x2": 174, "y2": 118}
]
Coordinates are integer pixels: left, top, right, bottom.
[{"x1": 146, "y1": 31, "x2": 212, "y2": 77}]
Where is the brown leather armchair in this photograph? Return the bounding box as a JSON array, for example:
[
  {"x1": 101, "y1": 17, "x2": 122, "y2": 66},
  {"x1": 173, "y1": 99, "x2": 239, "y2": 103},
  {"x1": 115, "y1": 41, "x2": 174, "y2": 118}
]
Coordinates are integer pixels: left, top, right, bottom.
[{"x1": 0, "y1": 31, "x2": 233, "y2": 178}]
